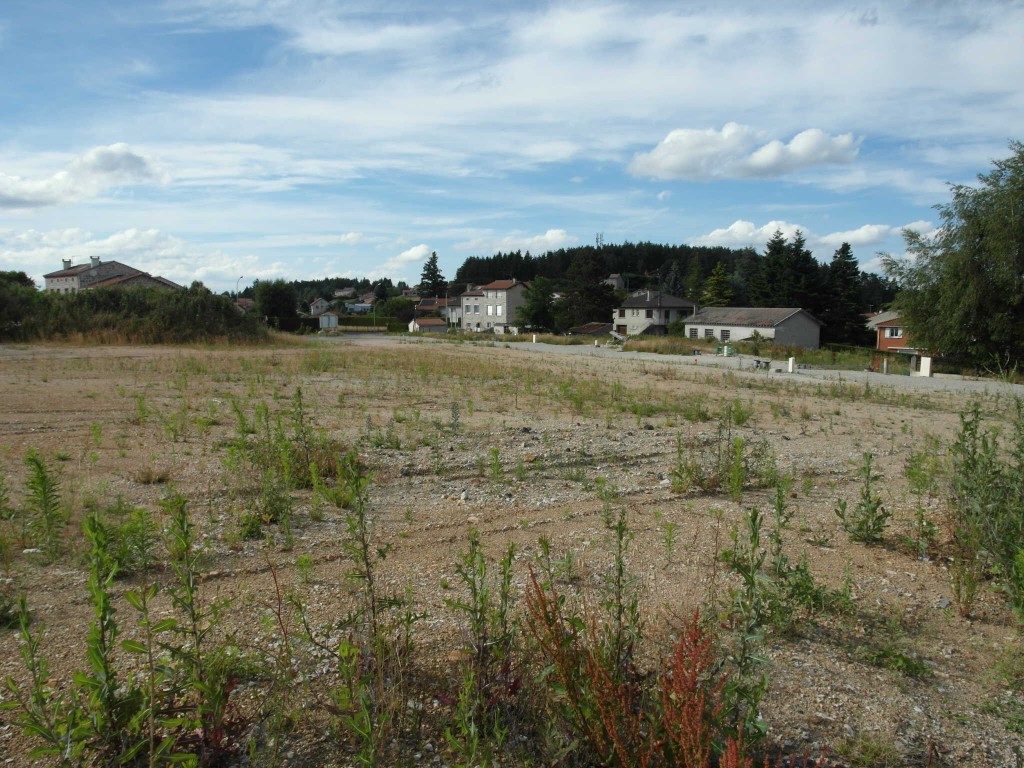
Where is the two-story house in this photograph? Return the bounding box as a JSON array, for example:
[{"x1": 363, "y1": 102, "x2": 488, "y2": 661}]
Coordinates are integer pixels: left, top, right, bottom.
[
  {"x1": 612, "y1": 291, "x2": 696, "y2": 336},
  {"x1": 866, "y1": 311, "x2": 914, "y2": 353},
  {"x1": 460, "y1": 280, "x2": 528, "y2": 331},
  {"x1": 43, "y1": 257, "x2": 181, "y2": 293}
]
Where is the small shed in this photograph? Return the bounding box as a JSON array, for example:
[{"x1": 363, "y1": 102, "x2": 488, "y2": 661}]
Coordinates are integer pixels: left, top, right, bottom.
[
  {"x1": 319, "y1": 311, "x2": 339, "y2": 330},
  {"x1": 409, "y1": 317, "x2": 449, "y2": 333}
]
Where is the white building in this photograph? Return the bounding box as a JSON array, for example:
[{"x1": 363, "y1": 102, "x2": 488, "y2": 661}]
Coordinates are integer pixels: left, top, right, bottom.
[
  {"x1": 460, "y1": 280, "x2": 528, "y2": 331},
  {"x1": 684, "y1": 307, "x2": 822, "y2": 349}
]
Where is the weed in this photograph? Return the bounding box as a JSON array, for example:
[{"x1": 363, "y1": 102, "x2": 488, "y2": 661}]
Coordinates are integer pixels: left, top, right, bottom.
[
  {"x1": 835, "y1": 453, "x2": 890, "y2": 544},
  {"x1": 131, "y1": 393, "x2": 150, "y2": 425},
  {"x1": 23, "y1": 449, "x2": 66, "y2": 558},
  {"x1": 662, "y1": 520, "x2": 679, "y2": 560},
  {"x1": 445, "y1": 530, "x2": 520, "y2": 765},
  {"x1": 295, "y1": 553, "x2": 314, "y2": 583},
  {"x1": 101, "y1": 497, "x2": 159, "y2": 576},
  {"x1": 836, "y1": 731, "x2": 903, "y2": 767},
  {"x1": 449, "y1": 401, "x2": 461, "y2": 433},
  {"x1": 488, "y1": 447, "x2": 503, "y2": 482}
]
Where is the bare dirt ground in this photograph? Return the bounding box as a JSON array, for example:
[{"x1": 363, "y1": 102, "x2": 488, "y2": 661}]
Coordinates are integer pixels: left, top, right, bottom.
[{"x1": 0, "y1": 336, "x2": 1022, "y2": 767}]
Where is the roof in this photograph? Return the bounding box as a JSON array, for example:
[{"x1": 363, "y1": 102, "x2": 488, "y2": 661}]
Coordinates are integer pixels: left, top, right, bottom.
[
  {"x1": 414, "y1": 317, "x2": 448, "y2": 326},
  {"x1": 686, "y1": 307, "x2": 822, "y2": 328},
  {"x1": 866, "y1": 310, "x2": 901, "y2": 329},
  {"x1": 89, "y1": 273, "x2": 183, "y2": 290},
  {"x1": 620, "y1": 291, "x2": 695, "y2": 309},
  {"x1": 461, "y1": 289, "x2": 484, "y2": 297},
  {"x1": 43, "y1": 265, "x2": 90, "y2": 278},
  {"x1": 479, "y1": 279, "x2": 527, "y2": 290}
]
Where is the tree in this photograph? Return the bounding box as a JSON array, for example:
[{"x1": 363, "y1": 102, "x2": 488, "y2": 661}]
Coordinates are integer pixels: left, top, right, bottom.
[
  {"x1": 254, "y1": 279, "x2": 298, "y2": 319},
  {"x1": 375, "y1": 297, "x2": 416, "y2": 324},
  {"x1": 821, "y1": 243, "x2": 869, "y2": 346},
  {"x1": 516, "y1": 276, "x2": 556, "y2": 329},
  {"x1": 553, "y1": 253, "x2": 617, "y2": 331},
  {"x1": 883, "y1": 141, "x2": 1024, "y2": 371},
  {"x1": 419, "y1": 252, "x2": 446, "y2": 297},
  {"x1": 699, "y1": 262, "x2": 734, "y2": 307}
]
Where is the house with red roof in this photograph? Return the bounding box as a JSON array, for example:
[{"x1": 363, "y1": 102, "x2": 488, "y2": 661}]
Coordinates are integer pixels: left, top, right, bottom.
[{"x1": 459, "y1": 279, "x2": 528, "y2": 332}]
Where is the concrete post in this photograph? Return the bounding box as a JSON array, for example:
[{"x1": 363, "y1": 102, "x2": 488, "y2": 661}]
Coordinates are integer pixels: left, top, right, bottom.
[
  {"x1": 532, "y1": 334, "x2": 536, "y2": 343},
  {"x1": 882, "y1": 358, "x2": 889, "y2": 375},
  {"x1": 788, "y1": 357, "x2": 796, "y2": 373}
]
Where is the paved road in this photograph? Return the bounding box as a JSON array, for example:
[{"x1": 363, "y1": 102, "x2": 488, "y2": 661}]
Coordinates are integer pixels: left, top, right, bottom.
[{"x1": 325, "y1": 333, "x2": 1024, "y2": 399}]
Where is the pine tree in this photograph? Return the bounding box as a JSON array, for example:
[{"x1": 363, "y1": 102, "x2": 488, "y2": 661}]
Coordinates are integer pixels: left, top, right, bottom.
[
  {"x1": 419, "y1": 252, "x2": 446, "y2": 297},
  {"x1": 699, "y1": 262, "x2": 734, "y2": 306},
  {"x1": 822, "y1": 243, "x2": 868, "y2": 345}
]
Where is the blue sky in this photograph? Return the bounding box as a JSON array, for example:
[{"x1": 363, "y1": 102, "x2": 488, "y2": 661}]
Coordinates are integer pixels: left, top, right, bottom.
[{"x1": 1, "y1": 1, "x2": 1022, "y2": 293}]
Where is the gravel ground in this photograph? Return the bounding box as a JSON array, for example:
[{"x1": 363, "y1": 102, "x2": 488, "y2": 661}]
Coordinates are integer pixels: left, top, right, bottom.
[{"x1": 1, "y1": 338, "x2": 1022, "y2": 767}]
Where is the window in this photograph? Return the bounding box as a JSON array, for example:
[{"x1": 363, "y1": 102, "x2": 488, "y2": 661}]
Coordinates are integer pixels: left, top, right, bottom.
[
  {"x1": 487, "y1": 305, "x2": 493, "y2": 316},
  {"x1": 704, "y1": 329, "x2": 714, "y2": 339},
  {"x1": 884, "y1": 327, "x2": 903, "y2": 338},
  {"x1": 689, "y1": 328, "x2": 697, "y2": 339},
  {"x1": 646, "y1": 309, "x2": 653, "y2": 318},
  {"x1": 618, "y1": 309, "x2": 625, "y2": 318},
  {"x1": 496, "y1": 305, "x2": 502, "y2": 316},
  {"x1": 721, "y1": 330, "x2": 731, "y2": 341},
  {"x1": 474, "y1": 305, "x2": 480, "y2": 314}
]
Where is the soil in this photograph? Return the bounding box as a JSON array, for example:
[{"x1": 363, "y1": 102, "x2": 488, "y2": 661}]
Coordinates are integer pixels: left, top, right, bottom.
[{"x1": 0, "y1": 336, "x2": 1022, "y2": 767}]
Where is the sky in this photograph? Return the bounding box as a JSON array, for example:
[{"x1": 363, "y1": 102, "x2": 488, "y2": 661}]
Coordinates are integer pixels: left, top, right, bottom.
[{"x1": 1, "y1": 1, "x2": 1022, "y2": 294}]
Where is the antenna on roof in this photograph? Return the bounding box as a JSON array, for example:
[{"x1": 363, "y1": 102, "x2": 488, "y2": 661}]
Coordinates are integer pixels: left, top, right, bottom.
[{"x1": 595, "y1": 233, "x2": 604, "y2": 249}]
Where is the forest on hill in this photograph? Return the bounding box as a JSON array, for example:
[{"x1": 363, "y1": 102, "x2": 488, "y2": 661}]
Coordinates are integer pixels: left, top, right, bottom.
[{"x1": 456, "y1": 235, "x2": 896, "y2": 345}]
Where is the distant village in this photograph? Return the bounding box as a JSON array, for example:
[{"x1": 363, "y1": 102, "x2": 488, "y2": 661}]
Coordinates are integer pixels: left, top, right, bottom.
[{"x1": 42, "y1": 255, "x2": 911, "y2": 358}]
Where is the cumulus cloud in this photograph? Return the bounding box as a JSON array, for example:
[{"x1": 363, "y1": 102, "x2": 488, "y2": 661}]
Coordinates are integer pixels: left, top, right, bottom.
[
  {"x1": 454, "y1": 229, "x2": 576, "y2": 254},
  {"x1": 689, "y1": 219, "x2": 805, "y2": 249},
  {"x1": 628, "y1": 124, "x2": 859, "y2": 180},
  {"x1": 368, "y1": 243, "x2": 433, "y2": 280},
  {"x1": 0, "y1": 143, "x2": 162, "y2": 209},
  {"x1": 690, "y1": 218, "x2": 937, "y2": 262}
]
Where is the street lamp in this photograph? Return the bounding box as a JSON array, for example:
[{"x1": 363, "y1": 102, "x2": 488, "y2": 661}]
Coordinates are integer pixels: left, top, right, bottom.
[{"x1": 235, "y1": 276, "x2": 244, "y2": 297}]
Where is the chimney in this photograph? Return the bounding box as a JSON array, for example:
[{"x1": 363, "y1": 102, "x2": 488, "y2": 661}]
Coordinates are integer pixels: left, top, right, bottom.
[
  {"x1": 646, "y1": 290, "x2": 651, "y2": 301},
  {"x1": 62, "y1": 259, "x2": 71, "y2": 270},
  {"x1": 90, "y1": 256, "x2": 100, "y2": 268}
]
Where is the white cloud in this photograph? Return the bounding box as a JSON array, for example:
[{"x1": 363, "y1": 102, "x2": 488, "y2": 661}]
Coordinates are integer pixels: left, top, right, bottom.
[
  {"x1": 454, "y1": 229, "x2": 576, "y2": 254},
  {"x1": 690, "y1": 218, "x2": 939, "y2": 264},
  {"x1": 656, "y1": 190, "x2": 671, "y2": 202},
  {"x1": 0, "y1": 226, "x2": 278, "y2": 289},
  {"x1": 689, "y1": 219, "x2": 805, "y2": 249},
  {"x1": 0, "y1": 143, "x2": 162, "y2": 209},
  {"x1": 368, "y1": 243, "x2": 433, "y2": 281},
  {"x1": 628, "y1": 124, "x2": 859, "y2": 180}
]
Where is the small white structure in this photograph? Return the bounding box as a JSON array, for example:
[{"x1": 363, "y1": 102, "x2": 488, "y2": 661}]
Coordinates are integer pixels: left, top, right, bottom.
[
  {"x1": 319, "y1": 311, "x2": 339, "y2": 330},
  {"x1": 909, "y1": 355, "x2": 933, "y2": 377},
  {"x1": 684, "y1": 307, "x2": 822, "y2": 350},
  {"x1": 409, "y1": 317, "x2": 449, "y2": 333}
]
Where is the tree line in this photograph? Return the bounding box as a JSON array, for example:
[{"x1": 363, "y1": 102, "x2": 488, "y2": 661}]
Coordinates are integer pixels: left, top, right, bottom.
[{"x1": 455, "y1": 238, "x2": 893, "y2": 344}]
